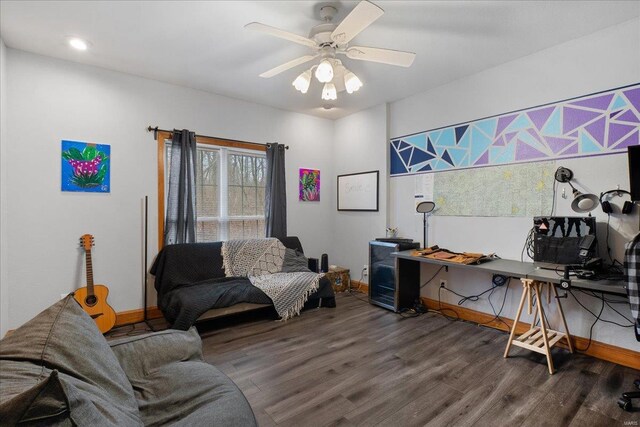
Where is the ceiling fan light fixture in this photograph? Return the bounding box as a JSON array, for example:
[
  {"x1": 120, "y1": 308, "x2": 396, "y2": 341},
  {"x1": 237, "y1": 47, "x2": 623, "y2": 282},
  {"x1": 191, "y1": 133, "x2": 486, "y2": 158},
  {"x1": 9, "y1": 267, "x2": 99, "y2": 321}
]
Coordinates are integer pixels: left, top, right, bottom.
[
  {"x1": 344, "y1": 71, "x2": 363, "y2": 94},
  {"x1": 292, "y1": 70, "x2": 311, "y2": 93},
  {"x1": 315, "y1": 59, "x2": 334, "y2": 83},
  {"x1": 321, "y1": 83, "x2": 337, "y2": 101}
]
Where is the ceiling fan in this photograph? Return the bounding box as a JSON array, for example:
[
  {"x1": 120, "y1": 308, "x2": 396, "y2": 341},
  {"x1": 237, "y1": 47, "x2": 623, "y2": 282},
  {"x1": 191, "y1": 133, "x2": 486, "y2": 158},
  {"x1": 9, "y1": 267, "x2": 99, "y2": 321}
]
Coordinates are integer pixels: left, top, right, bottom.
[{"x1": 245, "y1": 0, "x2": 416, "y2": 102}]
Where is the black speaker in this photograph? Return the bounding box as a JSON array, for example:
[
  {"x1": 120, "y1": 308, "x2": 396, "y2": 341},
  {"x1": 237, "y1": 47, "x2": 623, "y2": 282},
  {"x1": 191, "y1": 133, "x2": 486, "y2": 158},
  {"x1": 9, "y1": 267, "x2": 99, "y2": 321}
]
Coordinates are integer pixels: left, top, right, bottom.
[
  {"x1": 308, "y1": 258, "x2": 319, "y2": 273},
  {"x1": 321, "y1": 254, "x2": 328, "y2": 273}
]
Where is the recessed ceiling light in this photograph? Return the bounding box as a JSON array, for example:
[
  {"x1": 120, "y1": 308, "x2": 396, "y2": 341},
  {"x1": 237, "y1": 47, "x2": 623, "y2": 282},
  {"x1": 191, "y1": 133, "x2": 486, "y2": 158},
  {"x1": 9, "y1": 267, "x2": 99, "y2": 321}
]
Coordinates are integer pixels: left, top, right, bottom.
[{"x1": 68, "y1": 37, "x2": 88, "y2": 51}]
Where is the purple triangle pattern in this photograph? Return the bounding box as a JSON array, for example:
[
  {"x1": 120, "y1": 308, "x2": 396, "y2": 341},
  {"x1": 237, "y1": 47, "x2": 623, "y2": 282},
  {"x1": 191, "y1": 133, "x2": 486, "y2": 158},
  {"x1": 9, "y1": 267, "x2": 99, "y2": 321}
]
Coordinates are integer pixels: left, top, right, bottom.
[
  {"x1": 608, "y1": 122, "x2": 636, "y2": 146},
  {"x1": 569, "y1": 93, "x2": 614, "y2": 111},
  {"x1": 495, "y1": 114, "x2": 518, "y2": 137},
  {"x1": 474, "y1": 150, "x2": 489, "y2": 166},
  {"x1": 516, "y1": 140, "x2": 546, "y2": 161},
  {"x1": 545, "y1": 136, "x2": 574, "y2": 154},
  {"x1": 563, "y1": 107, "x2": 602, "y2": 134},
  {"x1": 612, "y1": 130, "x2": 639, "y2": 150},
  {"x1": 584, "y1": 117, "x2": 606, "y2": 146},
  {"x1": 624, "y1": 88, "x2": 640, "y2": 114},
  {"x1": 561, "y1": 143, "x2": 579, "y2": 156},
  {"x1": 616, "y1": 109, "x2": 640, "y2": 123},
  {"x1": 527, "y1": 106, "x2": 556, "y2": 131}
]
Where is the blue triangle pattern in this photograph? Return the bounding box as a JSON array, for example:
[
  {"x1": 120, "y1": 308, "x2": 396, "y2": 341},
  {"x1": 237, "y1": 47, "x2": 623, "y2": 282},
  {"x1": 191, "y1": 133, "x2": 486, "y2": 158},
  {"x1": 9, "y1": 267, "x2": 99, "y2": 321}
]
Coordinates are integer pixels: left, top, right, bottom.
[
  {"x1": 470, "y1": 128, "x2": 492, "y2": 163},
  {"x1": 448, "y1": 148, "x2": 466, "y2": 165},
  {"x1": 405, "y1": 134, "x2": 427, "y2": 150},
  {"x1": 455, "y1": 125, "x2": 469, "y2": 143},
  {"x1": 441, "y1": 150, "x2": 454, "y2": 166},
  {"x1": 436, "y1": 128, "x2": 456, "y2": 147},
  {"x1": 504, "y1": 114, "x2": 533, "y2": 133},
  {"x1": 580, "y1": 132, "x2": 601, "y2": 154},
  {"x1": 542, "y1": 108, "x2": 562, "y2": 136},
  {"x1": 475, "y1": 118, "x2": 498, "y2": 138},
  {"x1": 611, "y1": 95, "x2": 628, "y2": 111},
  {"x1": 427, "y1": 138, "x2": 437, "y2": 154},
  {"x1": 399, "y1": 147, "x2": 413, "y2": 165},
  {"x1": 390, "y1": 146, "x2": 407, "y2": 175},
  {"x1": 409, "y1": 148, "x2": 435, "y2": 166},
  {"x1": 457, "y1": 128, "x2": 471, "y2": 149}
]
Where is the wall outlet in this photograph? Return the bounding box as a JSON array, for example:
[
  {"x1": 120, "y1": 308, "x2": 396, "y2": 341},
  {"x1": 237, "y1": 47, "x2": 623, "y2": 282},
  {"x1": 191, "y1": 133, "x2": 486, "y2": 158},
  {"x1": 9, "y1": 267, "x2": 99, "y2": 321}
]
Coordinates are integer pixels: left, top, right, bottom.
[
  {"x1": 439, "y1": 279, "x2": 447, "y2": 288},
  {"x1": 60, "y1": 293, "x2": 70, "y2": 300},
  {"x1": 363, "y1": 265, "x2": 369, "y2": 276}
]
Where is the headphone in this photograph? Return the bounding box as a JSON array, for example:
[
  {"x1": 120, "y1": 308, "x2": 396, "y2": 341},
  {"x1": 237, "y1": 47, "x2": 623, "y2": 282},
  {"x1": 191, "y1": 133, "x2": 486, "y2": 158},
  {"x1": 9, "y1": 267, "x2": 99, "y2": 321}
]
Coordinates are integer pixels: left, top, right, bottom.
[{"x1": 599, "y1": 189, "x2": 634, "y2": 214}]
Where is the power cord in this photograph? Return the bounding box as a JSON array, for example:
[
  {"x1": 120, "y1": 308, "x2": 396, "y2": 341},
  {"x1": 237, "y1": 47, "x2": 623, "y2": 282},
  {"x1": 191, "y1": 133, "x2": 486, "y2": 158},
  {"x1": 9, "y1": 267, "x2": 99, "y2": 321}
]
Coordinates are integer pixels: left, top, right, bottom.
[{"x1": 567, "y1": 289, "x2": 634, "y2": 353}]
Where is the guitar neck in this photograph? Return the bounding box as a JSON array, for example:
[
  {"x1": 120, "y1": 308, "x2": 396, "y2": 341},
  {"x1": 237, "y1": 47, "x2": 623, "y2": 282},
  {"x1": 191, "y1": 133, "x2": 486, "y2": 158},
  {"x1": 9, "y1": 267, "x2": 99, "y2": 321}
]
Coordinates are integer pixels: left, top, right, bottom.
[{"x1": 85, "y1": 249, "x2": 95, "y2": 295}]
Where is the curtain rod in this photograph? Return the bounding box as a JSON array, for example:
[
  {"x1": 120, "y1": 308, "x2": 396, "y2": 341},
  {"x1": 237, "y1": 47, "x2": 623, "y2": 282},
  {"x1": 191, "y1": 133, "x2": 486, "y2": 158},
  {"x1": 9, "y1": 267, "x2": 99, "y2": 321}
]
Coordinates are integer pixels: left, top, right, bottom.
[{"x1": 146, "y1": 126, "x2": 289, "y2": 149}]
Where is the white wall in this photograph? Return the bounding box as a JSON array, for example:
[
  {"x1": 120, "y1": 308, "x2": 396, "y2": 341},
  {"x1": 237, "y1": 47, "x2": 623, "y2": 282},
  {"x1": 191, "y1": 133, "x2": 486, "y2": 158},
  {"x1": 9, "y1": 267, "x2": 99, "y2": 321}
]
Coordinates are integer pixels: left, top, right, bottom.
[
  {"x1": 389, "y1": 18, "x2": 640, "y2": 350},
  {"x1": 0, "y1": 39, "x2": 8, "y2": 337},
  {"x1": 331, "y1": 104, "x2": 388, "y2": 282},
  {"x1": 2, "y1": 48, "x2": 334, "y2": 332}
]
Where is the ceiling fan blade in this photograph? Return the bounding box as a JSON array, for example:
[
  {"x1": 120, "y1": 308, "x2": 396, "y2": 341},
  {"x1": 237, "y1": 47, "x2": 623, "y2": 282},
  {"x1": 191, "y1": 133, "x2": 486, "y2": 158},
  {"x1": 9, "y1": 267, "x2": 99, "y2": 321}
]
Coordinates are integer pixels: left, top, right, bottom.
[
  {"x1": 346, "y1": 46, "x2": 416, "y2": 67},
  {"x1": 259, "y1": 55, "x2": 318, "y2": 78},
  {"x1": 245, "y1": 22, "x2": 317, "y2": 48},
  {"x1": 331, "y1": 0, "x2": 384, "y2": 45}
]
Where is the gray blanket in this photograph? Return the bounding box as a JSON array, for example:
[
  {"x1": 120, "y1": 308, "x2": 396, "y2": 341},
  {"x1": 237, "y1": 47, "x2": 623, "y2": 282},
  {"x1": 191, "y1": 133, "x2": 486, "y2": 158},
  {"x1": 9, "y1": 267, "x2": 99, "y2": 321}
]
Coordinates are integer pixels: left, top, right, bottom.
[{"x1": 222, "y1": 239, "x2": 323, "y2": 320}]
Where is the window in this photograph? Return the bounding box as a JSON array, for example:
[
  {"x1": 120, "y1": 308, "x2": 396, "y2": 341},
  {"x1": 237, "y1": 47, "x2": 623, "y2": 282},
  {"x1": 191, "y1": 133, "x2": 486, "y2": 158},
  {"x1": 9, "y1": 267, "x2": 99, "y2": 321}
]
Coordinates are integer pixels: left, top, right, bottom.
[{"x1": 160, "y1": 132, "x2": 266, "y2": 245}]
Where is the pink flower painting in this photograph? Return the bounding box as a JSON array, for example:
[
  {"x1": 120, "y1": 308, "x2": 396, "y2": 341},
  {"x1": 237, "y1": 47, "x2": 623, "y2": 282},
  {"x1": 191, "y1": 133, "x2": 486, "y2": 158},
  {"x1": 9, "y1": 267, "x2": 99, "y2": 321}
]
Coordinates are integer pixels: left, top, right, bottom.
[{"x1": 299, "y1": 168, "x2": 320, "y2": 202}]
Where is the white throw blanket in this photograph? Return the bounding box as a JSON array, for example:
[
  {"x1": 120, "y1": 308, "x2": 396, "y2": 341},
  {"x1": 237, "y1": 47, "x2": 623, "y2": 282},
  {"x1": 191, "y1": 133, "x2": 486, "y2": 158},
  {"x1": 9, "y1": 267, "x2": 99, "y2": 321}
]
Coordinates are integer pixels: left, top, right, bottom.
[{"x1": 222, "y1": 238, "x2": 322, "y2": 320}]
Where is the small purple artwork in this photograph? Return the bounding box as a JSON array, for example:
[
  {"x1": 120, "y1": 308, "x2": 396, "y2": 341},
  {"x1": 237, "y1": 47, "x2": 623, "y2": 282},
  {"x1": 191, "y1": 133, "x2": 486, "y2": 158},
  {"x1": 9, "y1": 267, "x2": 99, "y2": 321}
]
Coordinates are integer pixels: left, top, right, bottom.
[
  {"x1": 61, "y1": 140, "x2": 110, "y2": 193},
  {"x1": 299, "y1": 168, "x2": 320, "y2": 202}
]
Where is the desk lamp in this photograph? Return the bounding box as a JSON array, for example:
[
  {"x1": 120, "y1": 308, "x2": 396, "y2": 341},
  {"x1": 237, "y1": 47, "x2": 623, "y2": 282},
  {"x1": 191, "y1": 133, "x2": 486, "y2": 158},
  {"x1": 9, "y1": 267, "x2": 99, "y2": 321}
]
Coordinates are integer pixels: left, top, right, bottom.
[
  {"x1": 554, "y1": 167, "x2": 599, "y2": 213},
  {"x1": 416, "y1": 201, "x2": 436, "y2": 249}
]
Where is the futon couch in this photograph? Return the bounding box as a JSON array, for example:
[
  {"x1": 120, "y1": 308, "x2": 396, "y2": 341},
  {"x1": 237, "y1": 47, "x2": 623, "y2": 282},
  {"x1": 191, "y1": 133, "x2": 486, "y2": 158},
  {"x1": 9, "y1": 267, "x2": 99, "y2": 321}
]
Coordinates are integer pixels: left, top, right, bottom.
[
  {"x1": 0, "y1": 296, "x2": 256, "y2": 426},
  {"x1": 151, "y1": 236, "x2": 336, "y2": 330}
]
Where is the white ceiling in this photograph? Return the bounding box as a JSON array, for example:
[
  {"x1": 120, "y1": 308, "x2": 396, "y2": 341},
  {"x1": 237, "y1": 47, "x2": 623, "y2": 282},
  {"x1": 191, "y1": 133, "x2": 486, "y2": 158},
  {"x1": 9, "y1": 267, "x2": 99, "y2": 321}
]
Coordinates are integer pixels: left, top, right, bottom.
[{"x1": 1, "y1": 1, "x2": 638, "y2": 119}]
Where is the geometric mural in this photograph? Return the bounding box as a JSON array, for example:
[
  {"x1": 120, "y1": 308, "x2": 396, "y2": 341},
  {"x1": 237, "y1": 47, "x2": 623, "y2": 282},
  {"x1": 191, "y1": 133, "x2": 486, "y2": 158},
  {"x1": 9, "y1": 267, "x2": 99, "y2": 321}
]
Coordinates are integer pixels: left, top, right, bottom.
[{"x1": 390, "y1": 83, "x2": 640, "y2": 176}]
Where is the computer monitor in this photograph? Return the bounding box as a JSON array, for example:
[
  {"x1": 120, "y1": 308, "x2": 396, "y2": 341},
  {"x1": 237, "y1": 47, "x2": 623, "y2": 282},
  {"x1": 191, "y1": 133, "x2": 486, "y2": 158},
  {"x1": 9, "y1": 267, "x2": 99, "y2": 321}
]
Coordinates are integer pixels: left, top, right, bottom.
[{"x1": 629, "y1": 145, "x2": 640, "y2": 202}]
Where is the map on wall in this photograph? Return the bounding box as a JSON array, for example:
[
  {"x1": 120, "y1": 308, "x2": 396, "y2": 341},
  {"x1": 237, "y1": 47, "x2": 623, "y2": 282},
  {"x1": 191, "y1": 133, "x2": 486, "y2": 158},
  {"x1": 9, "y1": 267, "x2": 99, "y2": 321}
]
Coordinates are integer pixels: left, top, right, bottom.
[
  {"x1": 390, "y1": 83, "x2": 640, "y2": 176},
  {"x1": 433, "y1": 161, "x2": 555, "y2": 217}
]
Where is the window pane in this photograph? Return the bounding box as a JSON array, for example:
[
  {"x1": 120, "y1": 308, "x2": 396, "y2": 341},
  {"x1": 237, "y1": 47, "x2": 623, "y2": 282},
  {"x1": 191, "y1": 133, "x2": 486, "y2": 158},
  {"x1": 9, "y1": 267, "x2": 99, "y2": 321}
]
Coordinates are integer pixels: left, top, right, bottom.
[
  {"x1": 228, "y1": 186, "x2": 243, "y2": 216},
  {"x1": 200, "y1": 150, "x2": 218, "y2": 185},
  {"x1": 196, "y1": 148, "x2": 219, "y2": 218},
  {"x1": 228, "y1": 155, "x2": 243, "y2": 185},
  {"x1": 228, "y1": 220, "x2": 244, "y2": 240},
  {"x1": 243, "y1": 187, "x2": 257, "y2": 215},
  {"x1": 197, "y1": 184, "x2": 218, "y2": 217},
  {"x1": 257, "y1": 187, "x2": 265, "y2": 216},
  {"x1": 244, "y1": 220, "x2": 258, "y2": 238},
  {"x1": 196, "y1": 221, "x2": 220, "y2": 242}
]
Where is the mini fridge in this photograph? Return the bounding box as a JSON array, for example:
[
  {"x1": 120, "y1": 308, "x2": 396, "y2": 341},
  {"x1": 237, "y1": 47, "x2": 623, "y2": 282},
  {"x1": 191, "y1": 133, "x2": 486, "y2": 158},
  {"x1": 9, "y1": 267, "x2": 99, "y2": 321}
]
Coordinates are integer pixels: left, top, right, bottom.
[{"x1": 369, "y1": 239, "x2": 420, "y2": 312}]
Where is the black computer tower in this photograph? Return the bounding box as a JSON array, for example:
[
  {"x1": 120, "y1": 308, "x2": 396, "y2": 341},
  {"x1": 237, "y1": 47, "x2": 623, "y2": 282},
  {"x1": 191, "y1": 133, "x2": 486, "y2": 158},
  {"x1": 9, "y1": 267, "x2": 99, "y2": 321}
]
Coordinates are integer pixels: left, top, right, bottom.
[{"x1": 369, "y1": 239, "x2": 420, "y2": 312}]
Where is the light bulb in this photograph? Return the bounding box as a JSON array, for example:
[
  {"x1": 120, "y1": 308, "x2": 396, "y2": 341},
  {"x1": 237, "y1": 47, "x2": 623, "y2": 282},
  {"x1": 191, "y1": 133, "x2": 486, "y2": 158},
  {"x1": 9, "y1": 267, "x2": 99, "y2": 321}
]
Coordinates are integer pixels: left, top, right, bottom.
[
  {"x1": 344, "y1": 71, "x2": 363, "y2": 94},
  {"x1": 315, "y1": 60, "x2": 334, "y2": 83},
  {"x1": 68, "y1": 37, "x2": 88, "y2": 51},
  {"x1": 292, "y1": 70, "x2": 311, "y2": 94},
  {"x1": 321, "y1": 83, "x2": 337, "y2": 101}
]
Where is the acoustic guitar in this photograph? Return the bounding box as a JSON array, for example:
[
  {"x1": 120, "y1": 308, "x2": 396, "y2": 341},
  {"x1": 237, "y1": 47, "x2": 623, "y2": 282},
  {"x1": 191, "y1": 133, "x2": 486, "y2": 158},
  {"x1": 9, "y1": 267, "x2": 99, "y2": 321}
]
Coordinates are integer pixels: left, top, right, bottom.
[{"x1": 74, "y1": 234, "x2": 116, "y2": 333}]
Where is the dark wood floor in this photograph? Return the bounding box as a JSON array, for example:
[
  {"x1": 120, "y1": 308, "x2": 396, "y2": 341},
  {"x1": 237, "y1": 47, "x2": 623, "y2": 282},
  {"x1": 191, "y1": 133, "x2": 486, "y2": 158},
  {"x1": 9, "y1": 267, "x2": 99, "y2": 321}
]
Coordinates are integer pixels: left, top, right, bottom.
[{"x1": 192, "y1": 293, "x2": 640, "y2": 427}]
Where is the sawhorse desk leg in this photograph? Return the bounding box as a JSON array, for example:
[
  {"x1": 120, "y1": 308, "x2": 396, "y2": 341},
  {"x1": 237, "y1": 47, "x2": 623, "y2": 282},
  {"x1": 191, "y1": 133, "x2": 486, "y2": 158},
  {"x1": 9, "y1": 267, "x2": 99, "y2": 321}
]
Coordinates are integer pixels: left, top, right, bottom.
[{"x1": 504, "y1": 279, "x2": 573, "y2": 374}]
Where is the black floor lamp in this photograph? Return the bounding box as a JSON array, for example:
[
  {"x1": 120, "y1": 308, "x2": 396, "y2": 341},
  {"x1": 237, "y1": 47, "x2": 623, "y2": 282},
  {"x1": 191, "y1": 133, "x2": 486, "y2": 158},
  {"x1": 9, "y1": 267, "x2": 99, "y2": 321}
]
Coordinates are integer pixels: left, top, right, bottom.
[{"x1": 416, "y1": 201, "x2": 436, "y2": 249}]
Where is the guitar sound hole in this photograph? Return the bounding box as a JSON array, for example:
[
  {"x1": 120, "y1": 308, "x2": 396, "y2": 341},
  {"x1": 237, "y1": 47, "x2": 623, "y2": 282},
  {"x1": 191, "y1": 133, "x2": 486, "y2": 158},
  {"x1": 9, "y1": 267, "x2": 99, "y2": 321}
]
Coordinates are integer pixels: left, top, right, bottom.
[{"x1": 85, "y1": 295, "x2": 97, "y2": 307}]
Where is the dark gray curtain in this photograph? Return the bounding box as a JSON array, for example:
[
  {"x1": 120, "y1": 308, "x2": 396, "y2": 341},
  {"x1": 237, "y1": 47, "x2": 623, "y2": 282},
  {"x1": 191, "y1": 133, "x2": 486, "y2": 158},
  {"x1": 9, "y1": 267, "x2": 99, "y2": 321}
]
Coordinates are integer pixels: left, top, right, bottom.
[
  {"x1": 265, "y1": 143, "x2": 287, "y2": 239},
  {"x1": 164, "y1": 129, "x2": 197, "y2": 245}
]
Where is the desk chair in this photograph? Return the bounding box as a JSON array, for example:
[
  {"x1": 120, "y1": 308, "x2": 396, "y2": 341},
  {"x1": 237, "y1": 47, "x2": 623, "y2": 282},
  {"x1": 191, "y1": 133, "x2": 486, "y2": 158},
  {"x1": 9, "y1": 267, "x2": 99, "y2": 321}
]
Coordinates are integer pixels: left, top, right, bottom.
[
  {"x1": 619, "y1": 233, "x2": 639, "y2": 411},
  {"x1": 618, "y1": 379, "x2": 640, "y2": 411}
]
